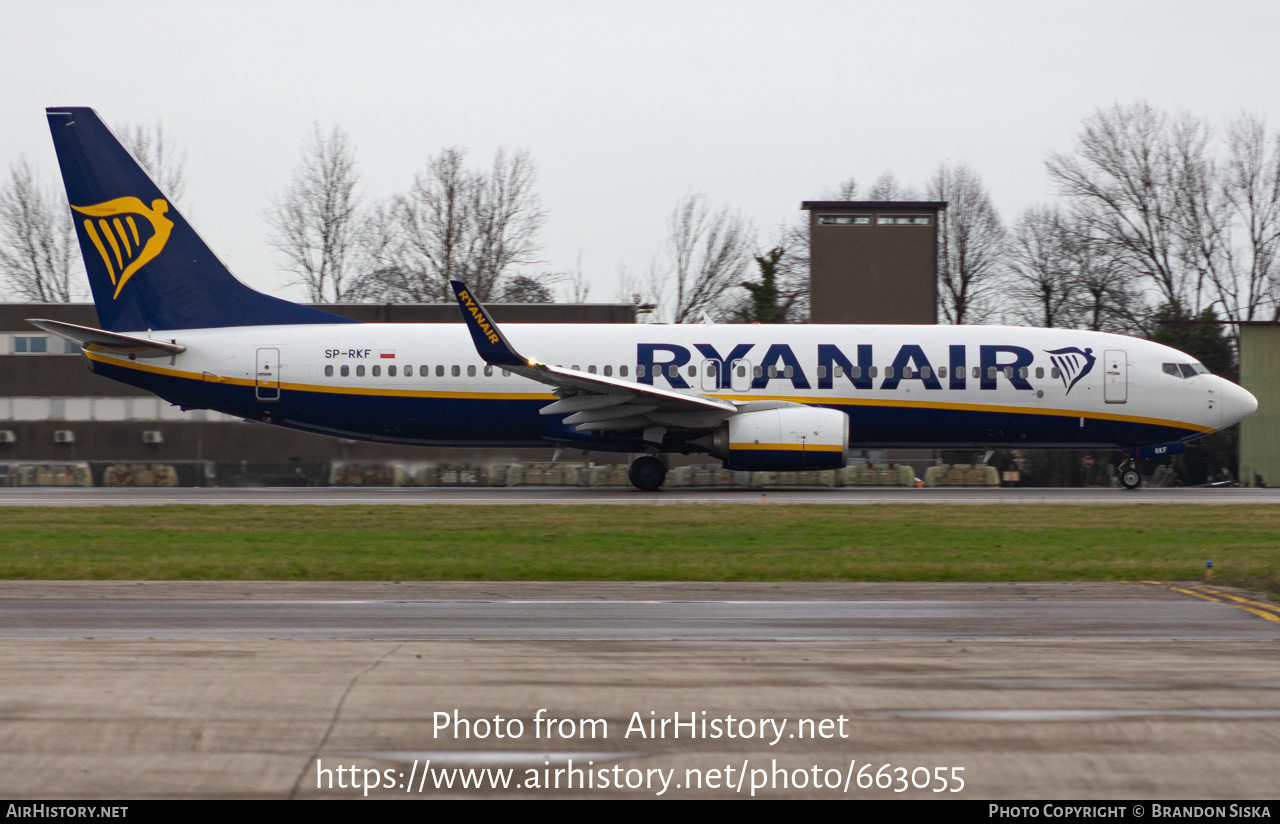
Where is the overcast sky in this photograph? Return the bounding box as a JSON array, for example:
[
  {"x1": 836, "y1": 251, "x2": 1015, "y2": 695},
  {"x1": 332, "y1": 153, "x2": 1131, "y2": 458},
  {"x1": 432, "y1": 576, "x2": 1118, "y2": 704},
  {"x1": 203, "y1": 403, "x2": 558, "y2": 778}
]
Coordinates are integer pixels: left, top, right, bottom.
[{"x1": 4, "y1": 0, "x2": 1280, "y2": 304}]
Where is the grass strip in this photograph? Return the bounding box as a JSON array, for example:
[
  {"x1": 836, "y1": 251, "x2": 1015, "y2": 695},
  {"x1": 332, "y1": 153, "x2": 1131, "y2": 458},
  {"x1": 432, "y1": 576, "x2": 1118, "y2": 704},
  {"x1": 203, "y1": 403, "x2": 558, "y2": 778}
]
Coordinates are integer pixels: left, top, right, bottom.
[{"x1": 0, "y1": 504, "x2": 1275, "y2": 595}]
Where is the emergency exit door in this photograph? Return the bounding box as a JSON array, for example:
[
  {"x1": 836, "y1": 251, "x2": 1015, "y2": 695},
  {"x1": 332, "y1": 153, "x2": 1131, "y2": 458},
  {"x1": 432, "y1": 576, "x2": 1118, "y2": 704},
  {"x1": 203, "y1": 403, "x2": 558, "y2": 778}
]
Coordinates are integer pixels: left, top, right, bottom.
[
  {"x1": 256, "y1": 348, "x2": 280, "y2": 401},
  {"x1": 1103, "y1": 349, "x2": 1127, "y2": 404}
]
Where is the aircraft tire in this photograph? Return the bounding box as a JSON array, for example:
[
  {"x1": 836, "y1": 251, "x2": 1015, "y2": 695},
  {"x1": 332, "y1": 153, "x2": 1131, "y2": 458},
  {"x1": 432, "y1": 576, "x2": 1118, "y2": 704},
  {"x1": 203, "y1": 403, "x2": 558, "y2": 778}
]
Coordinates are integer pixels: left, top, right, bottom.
[
  {"x1": 629, "y1": 456, "x2": 668, "y2": 491},
  {"x1": 1120, "y1": 467, "x2": 1142, "y2": 489}
]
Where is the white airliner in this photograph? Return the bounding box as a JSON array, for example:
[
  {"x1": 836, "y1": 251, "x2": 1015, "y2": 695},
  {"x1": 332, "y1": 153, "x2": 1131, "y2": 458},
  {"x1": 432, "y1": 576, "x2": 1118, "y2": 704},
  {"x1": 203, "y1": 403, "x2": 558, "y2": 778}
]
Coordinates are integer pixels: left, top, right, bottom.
[{"x1": 30, "y1": 107, "x2": 1258, "y2": 491}]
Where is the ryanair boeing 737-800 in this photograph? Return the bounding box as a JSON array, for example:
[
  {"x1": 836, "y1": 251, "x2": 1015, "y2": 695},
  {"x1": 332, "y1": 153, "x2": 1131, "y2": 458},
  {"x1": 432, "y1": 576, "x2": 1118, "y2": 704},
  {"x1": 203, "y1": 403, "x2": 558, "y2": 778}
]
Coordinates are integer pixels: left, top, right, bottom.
[{"x1": 29, "y1": 108, "x2": 1258, "y2": 491}]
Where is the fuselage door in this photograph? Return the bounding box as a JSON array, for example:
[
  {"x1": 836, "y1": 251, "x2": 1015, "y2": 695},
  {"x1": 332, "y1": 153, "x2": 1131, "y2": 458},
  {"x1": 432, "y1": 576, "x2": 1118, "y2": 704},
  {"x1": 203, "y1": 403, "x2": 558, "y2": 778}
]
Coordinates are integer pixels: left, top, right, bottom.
[
  {"x1": 701, "y1": 359, "x2": 720, "y2": 392},
  {"x1": 256, "y1": 347, "x2": 280, "y2": 401},
  {"x1": 1103, "y1": 349, "x2": 1127, "y2": 404},
  {"x1": 730, "y1": 358, "x2": 752, "y2": 392}
]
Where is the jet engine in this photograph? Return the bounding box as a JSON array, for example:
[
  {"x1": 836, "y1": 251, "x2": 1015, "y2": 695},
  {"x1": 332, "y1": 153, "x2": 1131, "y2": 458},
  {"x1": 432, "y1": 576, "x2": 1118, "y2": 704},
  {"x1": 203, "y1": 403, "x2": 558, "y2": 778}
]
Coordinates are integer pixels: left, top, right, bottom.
[{"x1": 709, "y1": 406, "x2": 849, "y2": 472}]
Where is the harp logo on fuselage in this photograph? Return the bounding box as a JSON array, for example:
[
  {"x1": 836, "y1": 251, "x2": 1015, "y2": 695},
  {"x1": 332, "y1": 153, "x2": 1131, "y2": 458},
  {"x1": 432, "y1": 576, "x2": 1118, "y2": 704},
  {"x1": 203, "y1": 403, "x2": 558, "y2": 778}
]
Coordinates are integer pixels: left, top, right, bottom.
[{"x1": 71, "y1": 197, "x2": 174, "y2": 299}]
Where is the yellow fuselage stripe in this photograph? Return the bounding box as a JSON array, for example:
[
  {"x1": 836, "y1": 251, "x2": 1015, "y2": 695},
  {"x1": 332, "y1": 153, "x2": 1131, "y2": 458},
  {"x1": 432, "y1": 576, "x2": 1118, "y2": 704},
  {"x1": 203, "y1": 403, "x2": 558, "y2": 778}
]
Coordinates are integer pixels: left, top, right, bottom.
[
  {"x1": 83, "y1": 351, "x2": 1210, "y2": 431},
  {"x1": 730, "y1": 443, "x2": 844, "y2": 452}
]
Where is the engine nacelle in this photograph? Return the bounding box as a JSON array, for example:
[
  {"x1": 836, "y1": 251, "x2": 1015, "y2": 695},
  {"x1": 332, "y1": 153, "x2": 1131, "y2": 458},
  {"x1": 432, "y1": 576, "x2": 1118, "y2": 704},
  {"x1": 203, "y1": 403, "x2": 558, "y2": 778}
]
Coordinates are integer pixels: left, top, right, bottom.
[{"x1": 710, "y1": 406, "x2": 849, "y2": 472}]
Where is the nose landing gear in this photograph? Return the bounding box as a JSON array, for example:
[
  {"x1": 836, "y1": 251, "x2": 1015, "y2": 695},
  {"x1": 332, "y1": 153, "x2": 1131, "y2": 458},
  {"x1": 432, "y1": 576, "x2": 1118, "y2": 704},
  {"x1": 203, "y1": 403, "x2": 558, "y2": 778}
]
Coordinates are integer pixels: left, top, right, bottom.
[{"x1": 1118, "y1": 457, "x2": 1142, "y2": 490}]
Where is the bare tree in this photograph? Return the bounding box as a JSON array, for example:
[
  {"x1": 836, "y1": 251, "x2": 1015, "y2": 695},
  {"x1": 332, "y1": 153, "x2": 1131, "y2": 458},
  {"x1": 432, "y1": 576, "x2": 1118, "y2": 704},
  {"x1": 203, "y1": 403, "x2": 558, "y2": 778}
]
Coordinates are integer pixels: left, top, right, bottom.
[
  {"x1": 651, "y1": 193, "x2": 752, "y2": 323},
  {"x1": 1218, "y1": 113, "x2": 1280, "y2": 323},
  {"x1": 928, "y1": 162, "x2": 1005, "y2": 324},
  {"x1": 119, "y1": 121, "x2": 187, "y2": 204},
  {"x1": 376, "y1": 147, "x2": 547, "y2": 303},
  {"x1": 0, "y1": 158, "x2": 79, "y2": 302},
  {"x1": 866, "y1": 171, "x2": 920, "y2": 201},
  {"x1": 499, "y1": 274, "x2": 556, "y2": 303},
  {"x1": 266, "y1": 124, "x2": 368, "y2": 303},
  {"x1": 1007, "y1": 205, "x2": 1074, "y2": 327}
]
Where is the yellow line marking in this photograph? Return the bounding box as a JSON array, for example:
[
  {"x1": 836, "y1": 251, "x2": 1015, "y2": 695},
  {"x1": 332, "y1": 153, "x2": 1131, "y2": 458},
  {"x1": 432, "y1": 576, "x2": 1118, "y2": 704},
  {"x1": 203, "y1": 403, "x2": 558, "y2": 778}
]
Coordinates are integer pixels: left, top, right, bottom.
[
  {"x1": 1190, "y1": 585, "x2": 1280, "y2": 617},
  {"x1": 1137, "y1": 581, "x2": 1280, "y2": 623}
]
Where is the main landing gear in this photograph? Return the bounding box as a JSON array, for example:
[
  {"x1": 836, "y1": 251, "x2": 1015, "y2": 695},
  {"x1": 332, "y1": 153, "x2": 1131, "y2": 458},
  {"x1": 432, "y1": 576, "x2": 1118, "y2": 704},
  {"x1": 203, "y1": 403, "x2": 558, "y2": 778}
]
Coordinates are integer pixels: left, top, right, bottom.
[
  {"x1": 628, "y1": 455, "x2": 668, "y2": 491},
  {"x1": 1118, "y1": 457, "x2": 1142, "y2": 490}
]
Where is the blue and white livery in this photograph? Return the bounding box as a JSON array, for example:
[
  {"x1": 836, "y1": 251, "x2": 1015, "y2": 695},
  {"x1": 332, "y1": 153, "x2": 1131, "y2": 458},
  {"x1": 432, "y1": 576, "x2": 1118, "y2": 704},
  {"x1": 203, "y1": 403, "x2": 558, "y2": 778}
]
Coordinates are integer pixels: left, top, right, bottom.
[{"x1": 32, "y1": 108, "x2": 1257, "y2": 490}]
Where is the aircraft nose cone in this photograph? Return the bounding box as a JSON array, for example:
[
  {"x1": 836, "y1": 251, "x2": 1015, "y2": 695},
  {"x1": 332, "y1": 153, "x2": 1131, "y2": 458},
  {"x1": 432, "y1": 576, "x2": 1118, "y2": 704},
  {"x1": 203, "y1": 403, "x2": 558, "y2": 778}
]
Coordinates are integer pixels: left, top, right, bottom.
[{"x1": 1220, "y1": 379, "x2": 1258, "y2": 428}]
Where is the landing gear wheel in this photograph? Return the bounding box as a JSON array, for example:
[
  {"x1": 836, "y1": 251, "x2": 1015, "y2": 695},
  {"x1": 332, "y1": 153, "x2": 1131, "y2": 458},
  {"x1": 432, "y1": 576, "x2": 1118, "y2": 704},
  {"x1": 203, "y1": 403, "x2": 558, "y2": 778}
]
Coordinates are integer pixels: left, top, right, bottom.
[
  {"x1": 1119, "y1": 460, "x2": 1142, "y2": 490},
  {"x1": 628, "y1": 456, "x2": 668, "y2": 491}
]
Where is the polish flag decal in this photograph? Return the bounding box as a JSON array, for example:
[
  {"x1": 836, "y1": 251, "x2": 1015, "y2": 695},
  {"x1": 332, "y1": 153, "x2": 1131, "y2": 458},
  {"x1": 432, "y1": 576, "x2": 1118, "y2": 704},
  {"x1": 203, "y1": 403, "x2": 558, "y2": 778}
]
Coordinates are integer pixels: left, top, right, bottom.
[{"x1": 380, "y1": 350, "x2": 396, "y2": 359}]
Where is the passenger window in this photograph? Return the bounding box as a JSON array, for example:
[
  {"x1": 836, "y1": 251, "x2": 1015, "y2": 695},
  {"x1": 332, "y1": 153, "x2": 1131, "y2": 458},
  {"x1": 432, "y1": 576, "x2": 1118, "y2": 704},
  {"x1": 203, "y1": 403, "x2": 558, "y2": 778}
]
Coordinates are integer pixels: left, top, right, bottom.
[
  {"x1": 436, "y1": 365, "x2": 444, "y2": 377},
  {"x1": 1018, "y1": 367, "x2": 1027, "y2": 379},
  {"x1": 572, "y1": 365, "x2": 580, "y2": 371},
  {"x1": 467, "y1": 365, "x2": 476, "y2": 377},
  {"x1": 767, "y1": 366, "x2": 777, "y2": 378},
  {"x1": 737, "y1": 366, "x2": 746, "y2": 377},
  {"x1": 1051, "y1": 367, "x2": 1061, "y2": 379},
  {"x1": 753, "y1": 366, "x2": 763, "y2": 378},
  {"x1": 973, "y1": 366, "x2": 981, "y2": 379},
  {"x1": 1035, "y1": 367, "x2": 1044, "y2": 379},
  {"x1": 784, "y1": 366, "x2": 793, "y2": 378},
  {"x1": 1004, "y1": 367, "x2": 1014, "y2": 379},
  {"x1": 668, "y1": 365, "x2": 678, "y2": 378},
  {"x1": 372, "y1": 365, "x2": 381, "y2": 377},
  {"x1": 501, "y1": 369, "x2": 510, "y2": 377},
  {"x1": 620, "y1": 366, "x2": 628, "y2": 377},
  {"x1": 817, "y1": 366, "x2": 827, "y2": 379},
  {"x1": 869, "y1": 366, "x2": 878, "y2": 378},
  {"x1": 637, "y1": 365, "x2": 646, "y2": 377},
  {"x1": 687, "y1": 365, "x2": 697, "y2": 377},
  {"x1": 356, "y1": 365, "x2": 365, "y2": 377},
  {"x1": 452, "y1": 365, "x2": 461, "y2": 377},
  {"x1": 851, "y1": 366, "x2": 861, "y2": 378},
  {"x1": 484, "y1": 365, "x2": 493, "y2": 376},
  {"x1": 902, "y1": 367, "x2": 913, "y2": 378},
  {"x1": 921, "y1": 366, "x2": 932, "y2": 379},
  {"x1": 420, "y1": 365, "x2": 428, "y2": 377},
  {"x1": 939, "y1": 366, "x2": 947, "y2": 378},
  {"x1": 987, "y1": 367, "x2": 996, "y2": 380},
  {"x1": 603, "y1": 365, "x2": 612, "y2": 376},
  {"x1": 588, "y1": 365, "x2": 597, "y2": 374},
  {"x1": 388, "y1": 365, "x2": 397, "y2": 377},
  {"x1": 340, "y1": 365, "x2": 349, "y2": 377},
  {"x1": 324, "y1": 365, "x2": 334, "y2": 377},
  {"x1": 885, "y1": 366, "x2": 895, "y2": 379},
  {"x1": 834, "y1": 365, "x2": 843, "y2": 378}
]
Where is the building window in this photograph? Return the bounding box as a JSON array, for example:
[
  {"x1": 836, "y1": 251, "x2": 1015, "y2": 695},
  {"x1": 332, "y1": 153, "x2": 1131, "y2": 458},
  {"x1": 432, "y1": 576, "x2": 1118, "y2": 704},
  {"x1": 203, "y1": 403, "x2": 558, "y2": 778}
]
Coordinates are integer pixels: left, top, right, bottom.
[
  {"x1": 817, "y1": 215, "x2": 871, "y2": 226},
  {"x1": 876, "y1": 215, "x2": 932, "y2": 226},
  {"x1": 13, "y1": 336, "x2": 48, "y2": 354}
]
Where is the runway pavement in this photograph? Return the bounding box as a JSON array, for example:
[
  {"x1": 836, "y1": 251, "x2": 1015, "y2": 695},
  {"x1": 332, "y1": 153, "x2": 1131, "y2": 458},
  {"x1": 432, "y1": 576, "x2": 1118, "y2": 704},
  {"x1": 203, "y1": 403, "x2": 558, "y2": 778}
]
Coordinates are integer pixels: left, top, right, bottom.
[
  {"x1": 1, "y1": 582, "x2": 1278, "y2": 799},
  {"x1": 2, "y1": 485, "x2": 1280, "y2": 505}
]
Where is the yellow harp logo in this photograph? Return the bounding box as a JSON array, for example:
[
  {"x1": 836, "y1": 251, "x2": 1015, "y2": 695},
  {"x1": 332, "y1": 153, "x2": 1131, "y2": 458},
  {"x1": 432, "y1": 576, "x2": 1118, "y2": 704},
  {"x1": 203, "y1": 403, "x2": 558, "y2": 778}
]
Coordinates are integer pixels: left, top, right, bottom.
[{"x1": 71, "y1": 197, "x2": 174, "y2": 299}]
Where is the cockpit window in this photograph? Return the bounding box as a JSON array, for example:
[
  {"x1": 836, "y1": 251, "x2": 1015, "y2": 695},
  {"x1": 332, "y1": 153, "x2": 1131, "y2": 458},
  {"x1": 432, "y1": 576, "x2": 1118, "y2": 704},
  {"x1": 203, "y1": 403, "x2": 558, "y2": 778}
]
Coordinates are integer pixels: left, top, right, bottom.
[{"x1": 1163, "y1": 362, "x2": 1211, "y2": 378}]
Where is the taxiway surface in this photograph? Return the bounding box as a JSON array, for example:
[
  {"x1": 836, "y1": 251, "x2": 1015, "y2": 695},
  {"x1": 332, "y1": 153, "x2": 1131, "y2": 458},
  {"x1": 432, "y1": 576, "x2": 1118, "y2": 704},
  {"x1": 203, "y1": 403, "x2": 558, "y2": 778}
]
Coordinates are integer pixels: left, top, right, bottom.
[
  {"x1": 2, "y1": 486, "x2": 1279, "y2": 505},
  {"x1": 1, "y1": 582, "x2": 1278, "y2": 799}
]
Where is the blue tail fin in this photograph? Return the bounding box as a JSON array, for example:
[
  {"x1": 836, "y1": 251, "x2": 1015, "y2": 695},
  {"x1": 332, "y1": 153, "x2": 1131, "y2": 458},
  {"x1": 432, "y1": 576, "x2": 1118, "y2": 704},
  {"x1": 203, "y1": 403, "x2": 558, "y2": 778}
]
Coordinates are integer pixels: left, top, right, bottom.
[{"x1": 46, "y1": 107, "x2": 356, "y2": 331}]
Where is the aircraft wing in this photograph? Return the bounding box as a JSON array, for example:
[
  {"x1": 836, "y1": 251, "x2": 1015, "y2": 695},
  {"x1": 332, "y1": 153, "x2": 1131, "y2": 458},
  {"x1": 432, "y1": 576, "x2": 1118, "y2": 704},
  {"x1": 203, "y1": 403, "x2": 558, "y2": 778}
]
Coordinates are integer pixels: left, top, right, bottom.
[
  {"x1": 26, "y1": 318, "x2": 186, "y2": 358},
  {"x1": 450, "y1": 280, "x2": 736, "y2": 434}
]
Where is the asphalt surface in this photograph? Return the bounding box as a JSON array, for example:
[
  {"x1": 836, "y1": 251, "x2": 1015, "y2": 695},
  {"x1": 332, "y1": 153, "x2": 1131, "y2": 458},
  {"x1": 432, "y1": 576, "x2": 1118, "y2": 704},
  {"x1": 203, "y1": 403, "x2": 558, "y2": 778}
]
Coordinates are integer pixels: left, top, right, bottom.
[
  {"x1": 2, "y1": 581, "x2": 1279, "y2": 799},
  {"x1": 2, "y1": 486, "x2": 1279, "y2": 505}
]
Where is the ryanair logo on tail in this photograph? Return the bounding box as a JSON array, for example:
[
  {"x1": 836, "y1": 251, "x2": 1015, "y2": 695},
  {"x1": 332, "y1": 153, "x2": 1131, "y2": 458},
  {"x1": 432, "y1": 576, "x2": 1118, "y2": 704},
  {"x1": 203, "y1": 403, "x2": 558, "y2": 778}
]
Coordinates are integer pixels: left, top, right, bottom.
[{"x1": 71, "y1": 197, "x2": 174, "y2": 299}]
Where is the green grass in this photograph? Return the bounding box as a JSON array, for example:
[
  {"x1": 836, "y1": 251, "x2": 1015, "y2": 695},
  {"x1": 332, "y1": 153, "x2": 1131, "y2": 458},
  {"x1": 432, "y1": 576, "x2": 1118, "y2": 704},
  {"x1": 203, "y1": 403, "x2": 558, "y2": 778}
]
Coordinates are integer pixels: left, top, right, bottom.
[{"x1": 0, "y1": 505, "x2": 1277, "y2": 596}]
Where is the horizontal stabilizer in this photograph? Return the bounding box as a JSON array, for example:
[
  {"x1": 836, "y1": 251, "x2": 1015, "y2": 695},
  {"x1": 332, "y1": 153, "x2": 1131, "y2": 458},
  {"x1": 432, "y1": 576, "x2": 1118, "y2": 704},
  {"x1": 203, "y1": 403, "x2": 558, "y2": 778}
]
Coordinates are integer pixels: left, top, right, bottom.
[{"x1": 27, "y1": 318, "x2": 185, "y2": 358}]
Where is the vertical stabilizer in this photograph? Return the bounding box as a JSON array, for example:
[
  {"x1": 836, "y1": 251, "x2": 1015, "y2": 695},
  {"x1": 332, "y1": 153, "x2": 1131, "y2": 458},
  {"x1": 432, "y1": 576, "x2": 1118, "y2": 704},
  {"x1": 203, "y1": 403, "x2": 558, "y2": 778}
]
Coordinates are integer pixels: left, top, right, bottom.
[{"x1": 46, "y1": 107, "x2": 355, "y2": 331}]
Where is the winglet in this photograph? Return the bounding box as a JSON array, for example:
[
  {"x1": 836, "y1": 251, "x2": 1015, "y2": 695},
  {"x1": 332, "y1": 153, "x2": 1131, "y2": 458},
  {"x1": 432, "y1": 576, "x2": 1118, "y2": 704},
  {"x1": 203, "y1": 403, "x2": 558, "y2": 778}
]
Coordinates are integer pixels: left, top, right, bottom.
[{"x1": 450, "y1": 280, "x2": 527, "y2": 367}]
